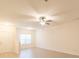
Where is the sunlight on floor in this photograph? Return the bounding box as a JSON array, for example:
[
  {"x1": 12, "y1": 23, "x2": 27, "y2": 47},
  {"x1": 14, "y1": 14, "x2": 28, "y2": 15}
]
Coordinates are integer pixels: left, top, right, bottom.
[{"x1": 19, "y1": 49, "x2": 33, "y2": 58}]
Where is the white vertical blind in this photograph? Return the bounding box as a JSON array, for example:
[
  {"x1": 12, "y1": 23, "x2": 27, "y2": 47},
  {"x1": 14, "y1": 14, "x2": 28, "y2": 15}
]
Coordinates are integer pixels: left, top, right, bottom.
[{"x1": 20, "y1": 34, "x2": 31, "y2": 44}]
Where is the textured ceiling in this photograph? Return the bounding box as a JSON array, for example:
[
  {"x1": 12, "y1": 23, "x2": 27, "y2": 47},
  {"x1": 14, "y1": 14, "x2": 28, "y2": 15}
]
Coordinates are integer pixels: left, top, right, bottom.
[{"x1": 0, "y1": 0, "x2": 79, "y2": 29}]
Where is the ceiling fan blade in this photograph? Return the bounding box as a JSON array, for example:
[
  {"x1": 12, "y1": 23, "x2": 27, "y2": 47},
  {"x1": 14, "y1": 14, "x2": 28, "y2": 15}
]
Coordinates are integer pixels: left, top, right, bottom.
[
  {"x1": 18, "y1": 14, "x2": 36, "y2": 19},
  {"x1": 46, "y1": 20, "x2": 52, "y2": 22},
  {"x1": 13, "y1": 14, "x2": 38, "y2": 22}
]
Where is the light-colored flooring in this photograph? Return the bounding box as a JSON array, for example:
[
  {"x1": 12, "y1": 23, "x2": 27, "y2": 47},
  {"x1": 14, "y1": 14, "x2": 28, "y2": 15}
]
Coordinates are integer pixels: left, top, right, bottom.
[
  {"x1": 19, "y1": 48, "x2": 79, "y2": 58},
  {"x1": 0, "y1": 48, "x2": 79, "y2": 58}
]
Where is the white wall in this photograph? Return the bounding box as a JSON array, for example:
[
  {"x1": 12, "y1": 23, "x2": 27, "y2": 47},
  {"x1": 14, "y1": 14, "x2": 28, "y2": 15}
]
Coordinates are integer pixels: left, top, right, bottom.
[{"x1": 36, "y1": 20, "x2": 79, "y2": 56}]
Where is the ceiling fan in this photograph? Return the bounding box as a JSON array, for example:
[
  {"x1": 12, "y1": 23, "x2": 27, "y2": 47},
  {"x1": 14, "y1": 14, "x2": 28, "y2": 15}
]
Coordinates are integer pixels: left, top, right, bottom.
[
  {"x1": 17, "y1": 0, "x2": 54, "y2": 26},
  {"x1": 39, "y1": 16, "x2": 53, "y2": 25}
]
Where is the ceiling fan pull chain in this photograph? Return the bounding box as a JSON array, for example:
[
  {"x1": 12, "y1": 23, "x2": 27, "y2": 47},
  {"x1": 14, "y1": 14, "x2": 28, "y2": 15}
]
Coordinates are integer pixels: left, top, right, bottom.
[{"x1": 45, "y1": 0, "x2": 48, "y2": 2}]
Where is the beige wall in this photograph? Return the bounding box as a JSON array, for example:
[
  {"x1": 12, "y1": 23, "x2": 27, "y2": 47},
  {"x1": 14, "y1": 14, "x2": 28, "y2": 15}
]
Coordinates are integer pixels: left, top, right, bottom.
[
  {"x1": 0, "y1": 21, "x2": 17, "y2": 53},
  {"x1": 0, "y1": 21, "x2": 36, "y2": 54},
  {"x1": 36, "y1": 20, "x2": 79, "y2": 56}
]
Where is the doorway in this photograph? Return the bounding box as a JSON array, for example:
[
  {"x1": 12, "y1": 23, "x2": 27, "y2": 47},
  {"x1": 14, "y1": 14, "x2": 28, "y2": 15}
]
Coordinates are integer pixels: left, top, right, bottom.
[{"x1": 19, "y1": 33, "x2": 32, "y2": 49}]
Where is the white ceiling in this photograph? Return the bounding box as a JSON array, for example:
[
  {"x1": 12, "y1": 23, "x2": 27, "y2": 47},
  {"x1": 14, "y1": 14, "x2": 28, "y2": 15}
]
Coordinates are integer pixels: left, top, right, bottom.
[{"x1": 0, "y1": 0, "x2": 79, "y2": 29}]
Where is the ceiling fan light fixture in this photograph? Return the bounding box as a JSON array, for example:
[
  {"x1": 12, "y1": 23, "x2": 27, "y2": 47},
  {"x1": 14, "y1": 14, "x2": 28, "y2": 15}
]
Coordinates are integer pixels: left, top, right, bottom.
[
  {"x1": 39, "y1": 16, "x2": 46, "y2": 25},
  {"x1": 40, "y1": 21, "x2": 45, "y2": 25},
  {"x1": 39, "y1": 16, "x2": 53, "y2": 26}
]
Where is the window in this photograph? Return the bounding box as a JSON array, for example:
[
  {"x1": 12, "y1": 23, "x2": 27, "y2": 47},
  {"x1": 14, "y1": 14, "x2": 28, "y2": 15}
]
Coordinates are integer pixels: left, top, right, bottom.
[{"x1": 20, "y1": 34, "x2": 32, "y2": 44}]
